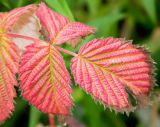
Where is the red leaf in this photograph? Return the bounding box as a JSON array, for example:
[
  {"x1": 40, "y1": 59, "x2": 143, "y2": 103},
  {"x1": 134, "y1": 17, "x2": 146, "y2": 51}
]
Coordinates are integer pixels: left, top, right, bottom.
[
  {"x1": 0, "y1": 5, "x2": 34, "y2": 31},
  {"x1": 0, "y1": 13, "x2": 7, "y2": 20},
  {"x1": 36, "y1": 3, "x2": 96, "y2": 45},
  {"x1": 19, "y1": 42, "x2": 72, "y2": 114},
  {"x1": 0, "y1": 35, "x2": 19, "y2": 122},
  {"x1": 71, "y1": 38, "x2": 154, "y2": 112},
  {"x1": 0, "y1": 88, "x2": 14, "y2": 122},
  {"x1": 0, "y1": 5, "x2": 34, "y2": 122}
]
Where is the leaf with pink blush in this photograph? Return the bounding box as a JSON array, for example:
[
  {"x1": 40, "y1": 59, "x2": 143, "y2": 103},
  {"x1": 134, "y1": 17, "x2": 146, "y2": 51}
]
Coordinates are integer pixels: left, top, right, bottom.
[
  {"x1": 19, "y1": 42, "x2": 72, "y2": 115},
  {"x1": 67, "y1": 37, "x2": 82, "y2": 47},
  {"x1": 0, "y1": 35, "x2": 19, "y2": 122},
  {"x1": 0, "y1": 5, "x2": 34, "y2": 31},
  {"x1": 36, "y1": 3, "x2": 96, "y2": 45},
  {"x1": 0, "y1": 13, "x2": 7, "y2": 20},
  {"x1": 71, "y1": 38, "x2": 154, "y2": 112},
  {"x1": 0, "y1": 87, "x2": 14, "y2": 122},
  {"x1": 10, "y1": 12, "x2": 41, "y2": 52},
  {"x1": 0, "y1": 5, "x2": 34, "y2": 122}
]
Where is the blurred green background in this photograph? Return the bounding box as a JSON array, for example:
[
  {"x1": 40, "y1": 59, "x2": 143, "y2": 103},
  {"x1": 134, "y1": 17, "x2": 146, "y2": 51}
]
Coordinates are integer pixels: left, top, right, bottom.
[{"x1": 1, "y1": 0, "x2": 160, "y2": 127}]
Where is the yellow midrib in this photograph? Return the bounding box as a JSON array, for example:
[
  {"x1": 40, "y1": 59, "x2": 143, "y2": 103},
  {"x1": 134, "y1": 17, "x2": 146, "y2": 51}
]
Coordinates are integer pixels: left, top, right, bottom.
[
  {"x1": 48, "y1": 45, "x2": 56, "y2": 94},
  {"x1": 0, "y1": 45, "x2": 12, "y2": 100},
  {"x1": 51, "y1": 23, "x2": 69, "y2": 44}
]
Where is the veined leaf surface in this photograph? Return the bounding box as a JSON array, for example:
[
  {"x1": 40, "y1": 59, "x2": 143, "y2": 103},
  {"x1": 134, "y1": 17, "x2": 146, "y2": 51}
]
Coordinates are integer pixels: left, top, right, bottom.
[
  {"x1": 71, "y1": 38, "x2": 154, "y2": 112},
  {"x1": 19, "y1": 42, "x2": 72, "y2": 114},
  {"x1": 36, "y1": 3, "x2": 96, "y2": 45},
  {"x1": 0, "y1": 35, "x2": 19, "y2": 121},
  {"x1": 0, "y1": 5, "x2": 33, "y2": 31},
  {"x1": 0, "y1": 5, "x2": 34, "y2": 122},
  {"x1": 0, "y1": 13, "x2": 7, "y2": 20}
]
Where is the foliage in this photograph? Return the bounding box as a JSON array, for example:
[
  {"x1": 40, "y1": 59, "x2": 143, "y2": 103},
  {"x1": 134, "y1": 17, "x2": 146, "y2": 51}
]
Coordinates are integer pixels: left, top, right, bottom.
[{"x1": 0, "y1": 0, "x2": 160, "y2": 127}]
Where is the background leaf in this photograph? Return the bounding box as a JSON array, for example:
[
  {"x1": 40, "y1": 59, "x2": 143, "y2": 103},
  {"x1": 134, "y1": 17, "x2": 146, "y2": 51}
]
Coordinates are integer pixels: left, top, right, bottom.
[
  {"x1": 29, "y1": 106, "x2": 41, "y2": 127},
  {"x1": 139, "y1": 0, "x2": 157, "y2": 24},
  {"x1": 44, "y1": 0, "x2": 74, "y2": 21}
]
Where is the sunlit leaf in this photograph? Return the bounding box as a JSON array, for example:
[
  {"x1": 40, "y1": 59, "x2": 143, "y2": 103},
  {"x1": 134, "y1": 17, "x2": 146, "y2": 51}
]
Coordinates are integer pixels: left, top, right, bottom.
[
  {"x1": 19, "y1": 42, "x2": 72, "y2": 114},
  {"x1": 0, "y1": 5, "x2": 34, "y2": 31},
  {"x1": 10, "y1": 12, "x2": 41, "y2": 51},
  {"x1": 0, "y1": 13, "x2": 7, "y2": 20},
  {"x1": 36, "y1": 3, "x2": 96, "y2": 45},
  {"x1": 71, "y1": 38, "x2": 154, "y2": 112}
]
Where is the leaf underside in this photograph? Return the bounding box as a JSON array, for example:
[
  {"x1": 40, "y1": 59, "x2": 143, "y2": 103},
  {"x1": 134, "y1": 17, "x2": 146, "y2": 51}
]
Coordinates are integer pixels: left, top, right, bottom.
[
  {"x1": 19, "y1": 42, "x2": 72, "y2": 115},
  {"x1": 71, "y1": 38, "x2": 154, "y2": 112}
]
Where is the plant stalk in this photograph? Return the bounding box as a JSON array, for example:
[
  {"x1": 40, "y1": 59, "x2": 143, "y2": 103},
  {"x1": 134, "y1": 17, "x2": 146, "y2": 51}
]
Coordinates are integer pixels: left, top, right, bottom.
[
  {"x1": 7, "y1": 33, "x2": 42, "y2": 43},
  {"x1": 55, "y1": 46, "x2": 77, "y2": 57},
  {"x1": 49, "y1": 114, "x2": 55, "y2": 127}
]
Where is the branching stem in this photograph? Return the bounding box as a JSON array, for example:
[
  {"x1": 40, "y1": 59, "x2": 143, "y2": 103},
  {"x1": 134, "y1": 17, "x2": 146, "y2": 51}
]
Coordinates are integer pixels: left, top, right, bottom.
[
  {"x1": 7, "y1": 33, "x2": 42, "y2": 43},
  {"x1": 7, "y1": 33, "x2": 77, "y2": 57},
  {"x1": 55, "y1": 46, "x2": 77, "y2": 57}
]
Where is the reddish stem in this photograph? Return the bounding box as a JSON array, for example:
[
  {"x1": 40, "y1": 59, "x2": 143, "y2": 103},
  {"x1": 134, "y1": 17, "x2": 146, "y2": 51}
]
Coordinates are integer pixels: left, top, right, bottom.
[
  {"x1": 7, "y1": 33, "x2": 42, "y2": 43},
  {"x1": 7, "y1": 33, "x2": 77, "y2": 57},
  {"x1": 55, "y1": 46, "x2": 77, "y2": 57},
  {"x1": 49, "y1": 114, "x2": 55, "y2": 127}
]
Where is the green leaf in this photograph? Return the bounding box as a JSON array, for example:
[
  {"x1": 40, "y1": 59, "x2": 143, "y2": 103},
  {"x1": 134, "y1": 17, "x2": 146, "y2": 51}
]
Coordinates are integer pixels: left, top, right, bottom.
[
  {"x1": 75, "y1": 11, "x2": 125, "y2": 52},
  {"x1": 44, "y1": 0, "x2": 75, "y2": 21},
  {"x1": 0, "y1": 0, "x2": 12, "y2": 9},
  {"x1": 139, "y1": 0, "x2": 157, "y2": 24},
  {"x1": 16, "y1": 0, "x2": 26, "y2": 7},
  {"x1": 1, "y1": 99, "x2": 28, "y2": 127},
  {"x1": 87, "y1": 11, "x2": 125, "y2": 37},
  {"x1": 85, "y1": 0, "x2": 100, "y2": 15},
  {"x1": 29, "y1": 106, "x2": 41, "y2": 127}
]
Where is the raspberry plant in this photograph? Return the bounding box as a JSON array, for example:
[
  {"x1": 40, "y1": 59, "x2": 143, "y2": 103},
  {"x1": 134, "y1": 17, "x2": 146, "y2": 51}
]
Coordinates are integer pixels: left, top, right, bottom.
[{"x1": 0, "y1": 2, "x2": 155, "y2": 126}]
